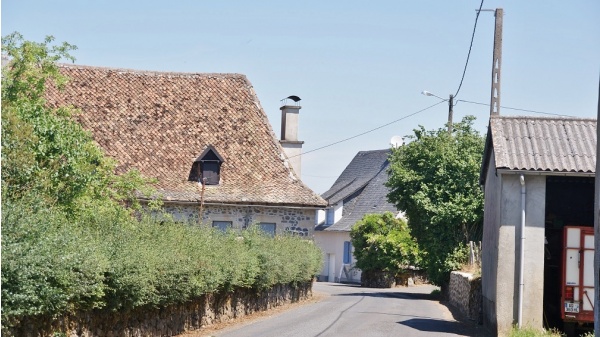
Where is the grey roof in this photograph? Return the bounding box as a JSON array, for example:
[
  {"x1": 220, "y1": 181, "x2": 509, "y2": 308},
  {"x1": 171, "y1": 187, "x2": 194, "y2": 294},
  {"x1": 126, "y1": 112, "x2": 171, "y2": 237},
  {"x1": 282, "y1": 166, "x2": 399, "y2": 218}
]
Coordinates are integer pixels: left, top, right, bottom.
[
  {"x1": 321, "y1": 149, "x2": 391, "y2": 205},
  {"x1": 319, "y1": 149, "x2": 398, "y2": 232},
  {"x1": 481, "y1": 115, "x2": 596, "y2": 184}
]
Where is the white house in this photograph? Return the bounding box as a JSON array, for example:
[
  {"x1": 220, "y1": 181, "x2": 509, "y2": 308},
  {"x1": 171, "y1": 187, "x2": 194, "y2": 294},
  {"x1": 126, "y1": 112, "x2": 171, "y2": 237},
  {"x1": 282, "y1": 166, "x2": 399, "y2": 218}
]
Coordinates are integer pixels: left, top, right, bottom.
[{"x1": 314, "y1": 149, "x2": 401, "y2": 283}]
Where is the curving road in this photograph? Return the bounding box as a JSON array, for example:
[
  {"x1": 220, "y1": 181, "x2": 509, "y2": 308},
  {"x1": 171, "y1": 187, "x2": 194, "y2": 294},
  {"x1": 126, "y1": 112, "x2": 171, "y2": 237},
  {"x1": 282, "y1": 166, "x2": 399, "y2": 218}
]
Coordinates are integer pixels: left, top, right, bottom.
[{"x1": 212, "y1": 282, "x2": 488, "y2": 337}]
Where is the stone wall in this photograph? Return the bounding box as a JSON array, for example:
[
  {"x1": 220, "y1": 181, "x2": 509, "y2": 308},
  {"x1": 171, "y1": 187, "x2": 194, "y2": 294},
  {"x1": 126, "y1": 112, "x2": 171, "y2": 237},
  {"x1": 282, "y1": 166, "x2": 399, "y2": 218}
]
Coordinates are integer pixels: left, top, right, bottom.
[
  {"x1": 449, "y1": 271, "x2": 482, "y2": 323},
  {"x1": 163, "y1": 204, "x2": 315, "y2": 237},
  {"x1": 361, "y1": 270, "x2": 397, "y2": 288},
  {"x1": 6, "y1": 282, "x2": 312, "y2": 337}
]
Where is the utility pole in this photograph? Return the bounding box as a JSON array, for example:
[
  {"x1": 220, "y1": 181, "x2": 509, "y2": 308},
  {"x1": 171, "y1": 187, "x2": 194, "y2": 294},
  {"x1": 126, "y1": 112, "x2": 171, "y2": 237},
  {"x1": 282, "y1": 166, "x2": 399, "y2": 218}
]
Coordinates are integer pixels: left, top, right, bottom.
[
  {"x1": 490, "y1": 8, "x2": 503, "y2": 115},
  {"x1": 448, "y1": 94, "x2": 454, "y2": 133}
]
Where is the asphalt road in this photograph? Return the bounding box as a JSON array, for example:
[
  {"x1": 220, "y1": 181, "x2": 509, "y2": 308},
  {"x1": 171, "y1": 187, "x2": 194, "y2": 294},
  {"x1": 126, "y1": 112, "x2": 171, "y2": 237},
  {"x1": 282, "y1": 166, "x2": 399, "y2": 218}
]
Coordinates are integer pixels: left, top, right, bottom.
[{"x1": 211, "y1": 282, "x2": 489, "y2": 337}]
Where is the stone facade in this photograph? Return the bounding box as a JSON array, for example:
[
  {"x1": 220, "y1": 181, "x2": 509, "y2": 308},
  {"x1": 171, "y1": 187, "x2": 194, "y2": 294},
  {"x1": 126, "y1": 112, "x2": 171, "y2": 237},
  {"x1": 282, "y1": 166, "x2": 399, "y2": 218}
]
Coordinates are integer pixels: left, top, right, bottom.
[
  {"x1": 162, "y1": 204, "x2": 315, "y2": 237},
  {"x1": 449, "y1": 271, "x2": 482, "y2": 323},
  {"x1": 6, "y1": 282, "x2": 312, "y2": 337}
]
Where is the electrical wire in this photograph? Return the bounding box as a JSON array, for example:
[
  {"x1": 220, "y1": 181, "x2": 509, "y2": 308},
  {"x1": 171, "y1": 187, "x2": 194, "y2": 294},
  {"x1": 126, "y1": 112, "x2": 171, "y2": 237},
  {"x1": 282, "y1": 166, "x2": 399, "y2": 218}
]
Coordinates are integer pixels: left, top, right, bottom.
[
  {"x1": 289, "y1": 98, "x2": 575, "y2": 160},
  {"x1": 288, "y1": 101, "x2": 446, "y2": 158},
  {"x1": 457, "y1": 99, "x2": 577, "y2": 117},
  {"x1": 454, "y1": 0, "x2": 485, "y2": 98}
]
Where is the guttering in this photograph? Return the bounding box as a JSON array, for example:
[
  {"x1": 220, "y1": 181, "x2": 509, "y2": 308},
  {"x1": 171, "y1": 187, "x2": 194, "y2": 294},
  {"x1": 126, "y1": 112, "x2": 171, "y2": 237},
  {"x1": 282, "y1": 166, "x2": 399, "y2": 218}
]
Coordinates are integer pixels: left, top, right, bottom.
[
  {"x1": 496, "y1": 169, "x2": 595, "y2": 178},
  {"x1": 139, "y1": 198, "x2": 326, "y2": 210},
  {"x1": 517, "y1": 174, "x2": 526, "y2": 328}
]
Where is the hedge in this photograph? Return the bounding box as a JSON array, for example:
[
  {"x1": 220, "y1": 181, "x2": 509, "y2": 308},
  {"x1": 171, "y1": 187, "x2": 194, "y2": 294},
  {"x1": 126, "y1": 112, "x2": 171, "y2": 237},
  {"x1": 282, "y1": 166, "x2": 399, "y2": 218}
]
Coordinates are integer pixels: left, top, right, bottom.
[{"x1": 1, "y1": 196, "x2": 323, "y2": 327}]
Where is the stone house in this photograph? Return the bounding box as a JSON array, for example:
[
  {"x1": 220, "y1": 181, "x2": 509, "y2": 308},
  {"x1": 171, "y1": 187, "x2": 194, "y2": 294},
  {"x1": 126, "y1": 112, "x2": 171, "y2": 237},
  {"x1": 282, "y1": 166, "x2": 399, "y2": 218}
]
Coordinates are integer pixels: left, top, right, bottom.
[
  {"x1": 480, "y1": 115, "x2": 596, "y2": 336},
  {"x1": 46, "y1": 64, "x2": 326, "y2": 235},
  {"x1": 314, "y1": 149, "x2": 401, "y2": 282}
]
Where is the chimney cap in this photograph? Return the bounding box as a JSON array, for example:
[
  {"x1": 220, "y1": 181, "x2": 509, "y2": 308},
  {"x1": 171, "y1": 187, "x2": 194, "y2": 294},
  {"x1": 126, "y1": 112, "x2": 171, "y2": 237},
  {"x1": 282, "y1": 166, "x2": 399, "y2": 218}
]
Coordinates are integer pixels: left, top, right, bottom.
[{"x1": 280, "y1": 95, "x2": 301, "y2": 106}]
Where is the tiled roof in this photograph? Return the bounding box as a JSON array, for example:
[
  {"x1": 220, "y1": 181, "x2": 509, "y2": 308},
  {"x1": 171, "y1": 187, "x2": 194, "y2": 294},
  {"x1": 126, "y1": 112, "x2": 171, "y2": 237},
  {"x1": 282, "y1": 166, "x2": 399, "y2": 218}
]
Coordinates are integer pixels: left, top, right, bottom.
[
  {"x1": 45, "y1": 64, "x2": 326, "y2": 207},
  {"x1": 481, "y1": 116, "x2": 596, "y2": 183},
  {"x1": 318, "y1": 149, "x2": 398, "y2": 232}
]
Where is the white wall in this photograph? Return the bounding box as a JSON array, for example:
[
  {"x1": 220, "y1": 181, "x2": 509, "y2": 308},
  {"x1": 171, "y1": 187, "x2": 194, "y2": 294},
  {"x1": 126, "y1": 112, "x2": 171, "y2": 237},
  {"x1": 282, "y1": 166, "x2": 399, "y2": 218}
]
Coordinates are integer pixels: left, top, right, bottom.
[
  {"x1": 316, "y1": 209, "x2": 326, "y2": 225},
  {"x1": 482, "y1": 164, "x2": 547, "y2": 336},
  {"x1": 333, "y1": 202, "x2": 343, "y2": 223},
  {"x1": 314, "y1": 231, "x2": 361, "y2": 283}
]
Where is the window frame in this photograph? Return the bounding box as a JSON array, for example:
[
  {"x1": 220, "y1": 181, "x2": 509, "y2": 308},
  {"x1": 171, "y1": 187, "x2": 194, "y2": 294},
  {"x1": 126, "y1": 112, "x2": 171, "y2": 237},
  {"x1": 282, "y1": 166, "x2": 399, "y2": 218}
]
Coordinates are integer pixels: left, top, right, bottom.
[
  {"x1": 343, "y1": 241, "x2": 353, "y2": 264},
  {"x1": 212, "y1": 220, "x2": 232, "y2": 232},
  {"x1": 188, "y1": 145, "x2": 225, "y2": 185},
  {"x1": 257, "y1": 222, "x2": 276, "y2": 237},
  {"x1": 326, "y1": 208, "x2": 335, "y2": 225}
]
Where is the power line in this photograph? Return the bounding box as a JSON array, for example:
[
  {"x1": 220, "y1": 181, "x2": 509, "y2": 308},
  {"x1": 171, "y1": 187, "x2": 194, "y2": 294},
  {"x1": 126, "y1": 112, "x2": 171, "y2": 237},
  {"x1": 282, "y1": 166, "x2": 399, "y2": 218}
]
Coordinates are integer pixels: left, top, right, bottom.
[
  {"x1": 289, "y1": 101, "x2": 446, "y2": 158},
  {"x1": 457, "y1": 99, "x2": 577, "y2": 118},
  {"x1": 454, "y1": 0, "x2": 485, "y2": 98}
]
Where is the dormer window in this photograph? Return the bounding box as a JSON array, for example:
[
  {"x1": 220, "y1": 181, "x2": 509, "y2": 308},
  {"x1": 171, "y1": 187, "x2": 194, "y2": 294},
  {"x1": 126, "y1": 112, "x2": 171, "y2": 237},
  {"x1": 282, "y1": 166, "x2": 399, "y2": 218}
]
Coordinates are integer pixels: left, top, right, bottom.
[{"x1": 188, "y1": 145, "x2": 224, "y2": 185}]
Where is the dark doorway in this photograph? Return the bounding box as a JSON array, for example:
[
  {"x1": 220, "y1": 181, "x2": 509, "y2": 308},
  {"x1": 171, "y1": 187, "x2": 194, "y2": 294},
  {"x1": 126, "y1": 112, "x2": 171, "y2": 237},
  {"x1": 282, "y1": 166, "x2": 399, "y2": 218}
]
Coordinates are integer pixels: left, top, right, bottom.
[{"x1": 543, "y1": 176, "x2": 594, "y2": 333}]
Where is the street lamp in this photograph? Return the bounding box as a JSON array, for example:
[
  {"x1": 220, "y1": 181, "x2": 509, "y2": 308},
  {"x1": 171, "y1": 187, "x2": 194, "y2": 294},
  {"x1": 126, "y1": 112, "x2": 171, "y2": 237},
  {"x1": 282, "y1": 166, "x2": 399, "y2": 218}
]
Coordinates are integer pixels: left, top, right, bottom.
[{"x1": 421, "y1": 91, "x2": 454, "y2": 134}]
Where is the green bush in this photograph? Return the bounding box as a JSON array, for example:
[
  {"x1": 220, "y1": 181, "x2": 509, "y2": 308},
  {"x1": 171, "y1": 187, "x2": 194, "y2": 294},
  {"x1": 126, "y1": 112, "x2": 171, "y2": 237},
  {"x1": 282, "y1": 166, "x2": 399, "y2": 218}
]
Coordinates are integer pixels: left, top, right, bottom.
[
  {"x1": 1, "y1": 198, "x2": 323, "y2": 322},
  {"x1": 350, "y1": 212, "x2": 420, "y2": 273},
  {"x1": 1, "y1": 195, "x2": 108, "y2": 319}
]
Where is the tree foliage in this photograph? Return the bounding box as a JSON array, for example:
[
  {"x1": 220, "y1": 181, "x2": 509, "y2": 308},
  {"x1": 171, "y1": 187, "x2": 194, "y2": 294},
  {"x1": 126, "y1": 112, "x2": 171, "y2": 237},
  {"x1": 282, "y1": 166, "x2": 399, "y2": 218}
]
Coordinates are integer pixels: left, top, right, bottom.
[
  {"x1": 350, "y1": 212, "x2": 420, "y2": 273},
  {"x1": 386, "y1": 116, "x2": 484, "y2": 285},
  {"x1": 1, "y1": 32, "x2": 154, "y2": 214}
]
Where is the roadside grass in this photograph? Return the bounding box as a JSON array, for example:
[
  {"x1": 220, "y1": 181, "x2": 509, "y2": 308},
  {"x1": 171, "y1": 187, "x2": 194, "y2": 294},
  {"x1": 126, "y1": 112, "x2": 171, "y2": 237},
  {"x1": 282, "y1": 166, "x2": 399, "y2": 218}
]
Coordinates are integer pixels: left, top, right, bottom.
[{"x1": 509, "y1": 326, "x2": 562, "y2": 337}]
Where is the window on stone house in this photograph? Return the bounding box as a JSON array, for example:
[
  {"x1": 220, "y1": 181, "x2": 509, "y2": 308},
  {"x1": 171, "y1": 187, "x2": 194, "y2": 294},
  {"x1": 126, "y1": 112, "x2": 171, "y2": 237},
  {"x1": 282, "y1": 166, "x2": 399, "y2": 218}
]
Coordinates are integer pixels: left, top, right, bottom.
[
  {"x1": 258, "y1": 223, "x2": 276, "y2": 237},
  {"x1": 188, "y1": 145, "x2": 224, "y2": 185},
  {"x1": 212, "y1": 221, "x2": 232, "y2": 232}
]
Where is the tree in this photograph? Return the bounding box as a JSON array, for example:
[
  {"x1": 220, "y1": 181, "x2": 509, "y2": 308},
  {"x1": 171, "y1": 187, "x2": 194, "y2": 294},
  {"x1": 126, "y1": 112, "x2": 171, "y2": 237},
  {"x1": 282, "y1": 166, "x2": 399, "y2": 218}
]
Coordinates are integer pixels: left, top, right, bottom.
[
  {"x1": 1, "y1": 32, "x2": 153, "y2": 214},
  {"x1": 386, "y1": 116, "x2": 484, "y2": 286},
  {"x1": 350, "y1": 212, "x2": 420, "y2": 274}
]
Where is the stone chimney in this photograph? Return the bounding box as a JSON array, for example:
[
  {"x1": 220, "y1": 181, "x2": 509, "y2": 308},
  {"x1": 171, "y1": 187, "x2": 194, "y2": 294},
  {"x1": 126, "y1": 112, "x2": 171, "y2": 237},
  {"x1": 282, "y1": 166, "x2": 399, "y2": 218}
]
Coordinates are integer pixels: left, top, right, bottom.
[{"x1": 279, "y1": 104, "x2": 304, "y2": 177}]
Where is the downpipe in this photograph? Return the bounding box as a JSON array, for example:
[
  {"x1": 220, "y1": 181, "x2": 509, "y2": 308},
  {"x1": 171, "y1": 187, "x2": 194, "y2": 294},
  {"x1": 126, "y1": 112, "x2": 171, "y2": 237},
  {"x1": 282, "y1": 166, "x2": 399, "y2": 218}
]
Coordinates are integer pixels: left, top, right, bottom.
[{"x1": 518, "y1": 174, "x2": 526, "y2": 328}]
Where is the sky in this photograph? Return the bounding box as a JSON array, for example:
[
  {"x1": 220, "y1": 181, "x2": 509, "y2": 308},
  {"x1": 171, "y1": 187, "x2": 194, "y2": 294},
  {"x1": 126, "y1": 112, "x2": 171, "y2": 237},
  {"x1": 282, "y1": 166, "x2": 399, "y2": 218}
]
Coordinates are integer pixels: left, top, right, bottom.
[{"x1": 2, "y1": 1, "x2": 599, "y2": 194}]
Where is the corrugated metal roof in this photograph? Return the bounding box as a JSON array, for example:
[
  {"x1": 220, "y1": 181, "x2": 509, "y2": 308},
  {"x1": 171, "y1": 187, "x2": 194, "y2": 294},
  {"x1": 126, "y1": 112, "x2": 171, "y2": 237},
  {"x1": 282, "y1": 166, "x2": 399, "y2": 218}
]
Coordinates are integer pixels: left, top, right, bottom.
[{"x1": 488, "y1": 115, "x2": 596, "y2": 173}]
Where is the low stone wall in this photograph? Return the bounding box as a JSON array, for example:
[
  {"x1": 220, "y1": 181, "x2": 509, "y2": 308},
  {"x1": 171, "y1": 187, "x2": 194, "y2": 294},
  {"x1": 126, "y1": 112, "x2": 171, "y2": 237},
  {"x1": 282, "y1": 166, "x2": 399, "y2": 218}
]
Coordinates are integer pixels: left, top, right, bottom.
[
  {"x1": 6, "y1": 282, "x2": 312, "y2": 337},
  {"x1": 361, "y1": 270, "x2": 396, "y2": 288},
  {"x1": 449, "y1": 271, "x2": 482, "y2": 323}
]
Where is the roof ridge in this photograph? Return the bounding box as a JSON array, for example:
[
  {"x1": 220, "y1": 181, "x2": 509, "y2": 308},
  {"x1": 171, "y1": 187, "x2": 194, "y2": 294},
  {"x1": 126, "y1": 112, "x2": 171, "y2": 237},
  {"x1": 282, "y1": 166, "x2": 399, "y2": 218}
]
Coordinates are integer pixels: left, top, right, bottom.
[
  {"x1": 57, "y1": 63, "x2": 248, "y2": 79},
  {"x1": 491, "y1": 115, "x2": 596, "y2": 123},
  {"x1": 357, "y1": 148, "x2": 391, "y2": 154}
]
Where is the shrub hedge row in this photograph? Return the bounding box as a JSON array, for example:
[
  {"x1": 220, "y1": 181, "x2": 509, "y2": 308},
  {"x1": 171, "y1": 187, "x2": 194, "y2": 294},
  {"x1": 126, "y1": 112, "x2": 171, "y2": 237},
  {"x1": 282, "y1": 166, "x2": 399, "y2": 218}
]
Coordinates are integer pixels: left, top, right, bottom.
[{"x1": 1, "y1": 197, "x2": 323, "y2": 325}]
